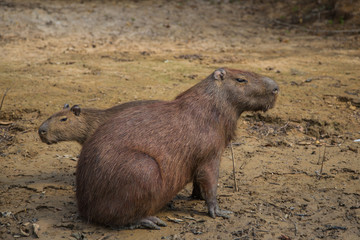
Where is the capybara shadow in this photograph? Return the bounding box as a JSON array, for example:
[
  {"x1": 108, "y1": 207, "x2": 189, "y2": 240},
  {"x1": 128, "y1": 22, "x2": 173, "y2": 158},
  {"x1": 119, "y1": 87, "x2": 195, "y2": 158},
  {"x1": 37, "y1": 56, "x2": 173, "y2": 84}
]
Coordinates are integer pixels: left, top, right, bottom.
[
  {"x1": 38, "y1": 100, "x2": 159, "y2": 145},
  {"x1": 76, "y1": 68, "x2": 279, "y2": 229}
]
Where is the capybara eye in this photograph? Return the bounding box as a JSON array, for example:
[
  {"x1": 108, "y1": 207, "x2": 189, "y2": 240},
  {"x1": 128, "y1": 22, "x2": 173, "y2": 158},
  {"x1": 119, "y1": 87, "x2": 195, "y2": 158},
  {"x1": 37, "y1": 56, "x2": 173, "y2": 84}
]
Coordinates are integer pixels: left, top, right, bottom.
[
  {"x1": 60, "y1": 117, "x2": 68, "y2": 122},
  {"x1": 236, "y1": 78, "x2": 248, "y2": 83}
]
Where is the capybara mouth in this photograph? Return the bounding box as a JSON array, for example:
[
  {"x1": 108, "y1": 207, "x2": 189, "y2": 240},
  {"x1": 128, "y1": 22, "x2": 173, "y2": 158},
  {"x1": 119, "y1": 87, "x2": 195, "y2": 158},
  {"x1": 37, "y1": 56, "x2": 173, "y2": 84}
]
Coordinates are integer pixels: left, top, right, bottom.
[
  {"x1": 262, "y1": 96, "x2": 277, "y2": 112},
  {"x1": 262, "y1": 106, "x2": 271, "y2": 112},
  {"x1": 40, "y1": 136, "x2": 57, "y2": 145},
  {"x1": 46, "y1": 139, "x2": 58, "y2": 145}
]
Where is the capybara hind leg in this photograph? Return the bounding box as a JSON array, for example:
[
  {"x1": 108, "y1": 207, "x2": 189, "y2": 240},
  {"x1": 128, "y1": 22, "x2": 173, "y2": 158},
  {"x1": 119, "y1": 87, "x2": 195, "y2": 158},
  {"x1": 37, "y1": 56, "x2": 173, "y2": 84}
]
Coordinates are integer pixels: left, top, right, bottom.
[{"x1": 138, "y1": 216, "x2": 167, "y2": 230}]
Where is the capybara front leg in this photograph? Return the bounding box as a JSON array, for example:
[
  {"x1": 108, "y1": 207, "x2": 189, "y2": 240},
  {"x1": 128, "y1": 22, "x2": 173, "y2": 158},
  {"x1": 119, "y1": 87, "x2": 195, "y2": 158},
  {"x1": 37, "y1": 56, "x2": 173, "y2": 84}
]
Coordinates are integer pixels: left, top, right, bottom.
[
  {"x1": 196, "y1": 160, "x2": 233, "y2": 219},
  {"x1": 137, "y1": 216, "x2": 167, "y2": 230}
]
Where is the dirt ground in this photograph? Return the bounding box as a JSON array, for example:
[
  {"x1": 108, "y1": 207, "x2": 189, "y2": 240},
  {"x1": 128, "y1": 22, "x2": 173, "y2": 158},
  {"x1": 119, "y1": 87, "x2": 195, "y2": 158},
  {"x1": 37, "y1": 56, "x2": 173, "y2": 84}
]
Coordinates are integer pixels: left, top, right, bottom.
[{"x1": 0, "y1": 0, "x2": 359, "y2": 239}]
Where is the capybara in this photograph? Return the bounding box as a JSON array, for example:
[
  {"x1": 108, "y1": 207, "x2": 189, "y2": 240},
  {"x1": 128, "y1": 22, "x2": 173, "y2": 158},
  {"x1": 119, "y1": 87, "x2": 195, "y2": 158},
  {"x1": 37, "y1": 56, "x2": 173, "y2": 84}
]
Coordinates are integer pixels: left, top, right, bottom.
[
  {"x1": 76, "y1": 68, "x2": 279, "y2": 229},
  {"x1": 38, "y1": 100, "x2": 159, "y2": 145}
]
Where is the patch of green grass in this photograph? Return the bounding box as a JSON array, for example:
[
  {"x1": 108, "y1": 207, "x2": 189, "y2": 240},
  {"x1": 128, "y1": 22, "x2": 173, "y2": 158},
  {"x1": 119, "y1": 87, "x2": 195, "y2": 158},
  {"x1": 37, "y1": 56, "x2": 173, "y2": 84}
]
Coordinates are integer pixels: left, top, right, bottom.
[
  {"x1": 339, "y1": 17, "x2": 345, "y2": 25},
  {"x1": 292, "y1": 6, "x2": 299, "y2": 12}
]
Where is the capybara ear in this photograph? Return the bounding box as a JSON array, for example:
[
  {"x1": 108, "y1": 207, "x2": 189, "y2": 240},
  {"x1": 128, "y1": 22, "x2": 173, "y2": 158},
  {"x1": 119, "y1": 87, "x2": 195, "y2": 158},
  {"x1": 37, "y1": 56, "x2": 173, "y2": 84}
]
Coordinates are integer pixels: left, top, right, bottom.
[
  {"x1": 64, "y1": 103, "x2": 70, "y2": 109},
  {"x1": 213, "y1": 68, "x2": 226, "y2": 81},
  {"x1": 71, "y1": 105, "x2": 81, "y2": 116}
]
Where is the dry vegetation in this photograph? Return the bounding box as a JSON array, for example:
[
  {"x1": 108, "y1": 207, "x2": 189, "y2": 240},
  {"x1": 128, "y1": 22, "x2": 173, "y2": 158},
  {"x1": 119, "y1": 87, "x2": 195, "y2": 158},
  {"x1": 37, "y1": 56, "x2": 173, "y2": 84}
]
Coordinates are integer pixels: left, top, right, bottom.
[{"x1": 0, "y1": 0, "x2": 359, "y2": 239}]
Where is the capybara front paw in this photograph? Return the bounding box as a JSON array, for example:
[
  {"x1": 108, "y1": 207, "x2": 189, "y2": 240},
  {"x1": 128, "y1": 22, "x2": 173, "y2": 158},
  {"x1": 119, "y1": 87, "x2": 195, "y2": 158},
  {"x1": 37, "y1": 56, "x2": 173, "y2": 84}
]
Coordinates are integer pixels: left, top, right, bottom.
[
  {"x1": 138, "y1": 216, "x2": 167, "y2": 230},
  {"x1": 209, "y1": 206, "x2": 232, "y2": 219},
  {"x1": 215, "y1": 208, "x2": 232, "y2": 219}
]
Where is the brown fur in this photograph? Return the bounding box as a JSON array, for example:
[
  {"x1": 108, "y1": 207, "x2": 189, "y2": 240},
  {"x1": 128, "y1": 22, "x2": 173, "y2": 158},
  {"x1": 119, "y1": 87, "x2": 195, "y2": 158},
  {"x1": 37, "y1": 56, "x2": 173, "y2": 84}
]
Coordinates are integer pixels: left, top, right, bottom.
[
  {"x1": 76, "y1": 68, "x2": 279, "y2": 227},
  {"x1": 38, "y1": 100, "x2": 159, "y2": 145}
]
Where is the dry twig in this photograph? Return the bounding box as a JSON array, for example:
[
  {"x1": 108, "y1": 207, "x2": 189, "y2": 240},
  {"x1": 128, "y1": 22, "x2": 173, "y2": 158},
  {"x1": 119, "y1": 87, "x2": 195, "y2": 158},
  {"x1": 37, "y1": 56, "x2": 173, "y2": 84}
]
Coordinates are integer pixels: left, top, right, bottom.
[
  {"x1": 230, "y1": 142, "x2": 238, "y2": 192},
  {"x1": 0, "y1": 88, "x2": 10, "y2": 112},
  {"x1": 320, "y1": 145, "x2": 326, "y2": 175}
]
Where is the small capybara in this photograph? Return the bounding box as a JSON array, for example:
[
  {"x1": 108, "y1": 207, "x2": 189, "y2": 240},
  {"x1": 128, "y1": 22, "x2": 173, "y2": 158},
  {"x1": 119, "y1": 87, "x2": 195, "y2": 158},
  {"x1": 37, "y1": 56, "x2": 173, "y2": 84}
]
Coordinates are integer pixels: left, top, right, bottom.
[
  {"x1": 38, "y1": 100, "x2": 159, "y2": 145},
  {"x1": 76, "y1": 67, "x2": 279, "y2": 229}
]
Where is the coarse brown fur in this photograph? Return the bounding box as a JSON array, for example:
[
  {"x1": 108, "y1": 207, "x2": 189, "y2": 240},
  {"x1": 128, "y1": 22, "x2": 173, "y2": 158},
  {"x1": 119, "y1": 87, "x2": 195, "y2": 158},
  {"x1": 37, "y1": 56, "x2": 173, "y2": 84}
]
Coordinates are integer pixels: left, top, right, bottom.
[
  {"x1": 76, "y1": 68, "x2": 279, "y2": 228},
  {"x1": 38, "y1": 100, "x2": 159, "y2": 145}
]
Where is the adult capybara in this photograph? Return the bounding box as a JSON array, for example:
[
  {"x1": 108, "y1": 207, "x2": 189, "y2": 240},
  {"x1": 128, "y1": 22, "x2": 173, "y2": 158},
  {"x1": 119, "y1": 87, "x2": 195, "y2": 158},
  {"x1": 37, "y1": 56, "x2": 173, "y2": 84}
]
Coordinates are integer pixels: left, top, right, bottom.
[
  {"x1": 38, "y1": 100, "x2": 159, "y2": 145},
  {"x1": 76, "y1": 68, "x2": 279, "y2": 229}
]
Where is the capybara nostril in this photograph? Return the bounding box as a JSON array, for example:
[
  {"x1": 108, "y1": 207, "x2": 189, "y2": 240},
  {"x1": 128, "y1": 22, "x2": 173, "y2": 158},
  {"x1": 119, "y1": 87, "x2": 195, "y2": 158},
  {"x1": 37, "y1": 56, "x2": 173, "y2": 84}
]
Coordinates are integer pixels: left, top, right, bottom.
[
  {"x1": 273, "y1": 87, "x2": 279, "y2": 94},
  {"x1": 38, "y1": 128, "x2": 47, "y2": 136}
]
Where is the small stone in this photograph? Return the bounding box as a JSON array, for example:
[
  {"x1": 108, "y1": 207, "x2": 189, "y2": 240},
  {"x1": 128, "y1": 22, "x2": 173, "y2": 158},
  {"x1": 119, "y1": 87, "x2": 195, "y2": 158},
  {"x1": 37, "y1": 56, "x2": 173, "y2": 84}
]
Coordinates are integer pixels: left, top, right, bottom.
[{"x1": 33, "y1": 223, "x2": 40, "y2": 238}]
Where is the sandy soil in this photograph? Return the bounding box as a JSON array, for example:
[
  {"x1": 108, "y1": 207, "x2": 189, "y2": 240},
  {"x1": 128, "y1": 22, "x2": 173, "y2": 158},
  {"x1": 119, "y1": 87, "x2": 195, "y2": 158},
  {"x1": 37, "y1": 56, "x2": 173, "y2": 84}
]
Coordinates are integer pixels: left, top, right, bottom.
[{"x1": 0, "y1": 0, "x2": 359, "y2": 239}]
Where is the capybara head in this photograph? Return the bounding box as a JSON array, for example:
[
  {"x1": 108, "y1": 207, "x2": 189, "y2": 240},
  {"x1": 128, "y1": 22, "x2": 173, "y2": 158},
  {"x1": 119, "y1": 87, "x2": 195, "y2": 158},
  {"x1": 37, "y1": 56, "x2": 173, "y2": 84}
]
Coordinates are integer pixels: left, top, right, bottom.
[
  {"x1": 176, "y1": 67, "x2": 279, "y2": 116},
  {"x1": 212, "y1": 68, "x2": 278, "y2": 113},
  {"x1": 38, "y1": 104, "x2": 87, "y2": 144}
]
